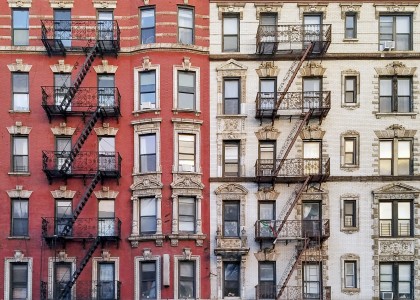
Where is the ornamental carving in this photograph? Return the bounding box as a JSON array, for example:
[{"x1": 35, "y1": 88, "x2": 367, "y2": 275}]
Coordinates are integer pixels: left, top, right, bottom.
[
  {"x1": 51, "y1": 124, "x2": 75, "y2": 136},
  {"x1": 8, "y1": 0, "x2": 32, "y2": 8},
  {"x1": 256, "y1": 188, "x2": 279, "y2": 201},
  {"x1": 255, "y1": 125, "x2": 280, "y2": 140},
  {"x1": 94, "y1": 126, "x2": 118, "y2": 136},
  {"x1": 51, "y1": 186, "x2": 76, "y2": 199},
  {"x1": 256, "y1": 61, "x2": 280, "y2": 77},
  {"x1": 92, "y1": 0, "x2": 117, "y2": 9},
  {"x1": 172, "y1": 118, "x2": 203, "y2": 130},
  {"x1": 217, "y1": 238, "x2": 242, "y2": 249},
  {"x1": 94, "y1": 187, "x2": 119, "y2": 199},
  {"x1": 182, "y1": 57, "x2": 192, "y2": 71},
  {"x1": 378, "y1": 240, "x2": 415, "y2": 256},
  {"x1": 50, "y1": 60, "x2": 73, "y2": 73},
  {"x1": 297, "y1": 3, "x2": 328, "y2": 19},
  {"x1": 7, "y1": 187, "x2": 32, "y2": 199},
  {"x1": 171, "y1": 174, "x2": 204, "y2": 190},
  {"x1": 217, "y1": 3, "x2": 245, "y2": 20},
  {"x1": 300, "y1": 62, "x2": 326, "y2": 77},
  {"x1": 300, "y1": 125, "x2": 325, "y2": 140},
  {"x1": 339, "y1": 4, "x2": 362, "y2": 19},
  {"x1": 215, "y1": 183, "x2": 248, "y2": 195},
  {"x1": 223, "y1": 119, "x2": 239, "y2": 131},
  {"x1": 374, "y1": 124, "x2": 416, "y2": 139},
  {"x1": 373, "y1": 183, "x2": 420, "y2": 196},
  {"x1": 49, "y1": 0, "x2": 74, "y2": 8},
  {"x1": 254, "y1": 248, "x2": 279, "y2": 261},
  {"x1": 7, "y1": 59, "x2": 32, "y2": 72},
  {"x1": 254, "y1": 3, "x2": 282, "y2": 19},
  {"x1": 7, "y1": 123, "x2": 32, "y2": 135},
  {"x1": 373, "y1": 3, "x2": 418, "y2": 18},
  {"x1": 94, "y1": 60, "x2": 118, "y2": 74},
  {"x1": 131, "y1": 175, "x2": 163, "y2": 192},
  {"x1": 375, "y1": 61, "x2": 416, "y2": 76},
  {"x1": 217, "y1": 59, "x2": 247, "y2": 72}
]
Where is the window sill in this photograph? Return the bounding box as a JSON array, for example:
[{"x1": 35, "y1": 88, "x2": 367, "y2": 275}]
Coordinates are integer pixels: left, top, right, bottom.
[
  {"x1": 128, "y1": 234, "x2": 165, "y2": 247},
  {"x1": 168, "y1": 233, "x2": 206, "y2": 246},
  {"x1": 9, "y1": 110, "x2": 30, "y2": 113},
  {"x1": 342, "y1": 288, "x2": 360, "y2": 295},
  {"x1": 375, "y1": 112, "x2": 417, "y2": 119},
  {"x1": 216, "y1": 114, "x2": 247, "y2": 118},
  {"x1": 172, "y1": 109, "x2": 201, "y2": 116},
  {"x1": 8, "y1": 236, "x2": 30, "y2": 240},
  {"x1": 340, "y1": 165, "x2": 359, "y2": 172},
  {"x1": 341, "y1": 103, "x2": 359, "y2": 110},
  {"x1": 132, "y1": 108, "x2": 160, "y2": 116},
  {"x1": 342, "y1": 38, "x2": 358, "y2": 42},
  {"x1": 8, "y1": 172, "x2": 30, "y2": 176},
  {"x1": 341, "y1": 227, "x2": 359, "y2": 234},
  {"x1": 132, "y1": 171, "x2": 162, "y2": 176}
]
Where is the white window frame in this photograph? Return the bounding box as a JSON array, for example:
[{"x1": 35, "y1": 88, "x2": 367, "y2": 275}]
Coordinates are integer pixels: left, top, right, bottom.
[
  {"x1": 173, "y1": 254, "x2": 200, "y2": 300},
  {"x1": 173, "y1": 59, "x2": 200, "y2": 113},
  {"x1": 4, "y1": 253, "x2": 33, "y2": 300},
  {"x1": 340, "y1": 254, "x2": 360, "y2": 293},
  {"x1": 134, "y1": 252, "x2": 161, "y2": 300},
  {"x1": 48, "y1": 255, "x2": 77, "y2": 300},
  {"x1": 173, "y1": 119, "x2": 201, "y2": 173},
  {"x1": 133, "y1": 120, "x2": 161, "y2": 175},
  {"x1": 92, "y1": 256, "x2": 119, "y2": 300},
  {"x1": 134, "y1": 59, "x2": 160, "y2": 113}
]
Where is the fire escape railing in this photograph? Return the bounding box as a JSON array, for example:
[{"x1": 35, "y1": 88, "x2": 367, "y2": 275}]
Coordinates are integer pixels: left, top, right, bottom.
[{"x1": 41, "y1": 280, "x2": 121, "y2": 300}]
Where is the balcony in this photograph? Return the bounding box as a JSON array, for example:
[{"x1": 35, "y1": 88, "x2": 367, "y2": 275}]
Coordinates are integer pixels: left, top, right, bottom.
[
  {"x1": 41, "y1": 19, "x2": 120, "y2": 56},
  {"x1": 42, "y1": 151, "x2": 122, "y2": 181},
  {"x1": 41, "y1": 86, "x2": 121, "y2": 121},
  {"x1": 41, "y1": 280, "x2": 121, "y2": 300},
  {"x1": 255, "y1": 158, "x2": 330, "y2": 184},
  {"x1": 256, "y1": 24, "x2": 331, "y2": 55},
  {"x1": 255, "y1": 91, "x2": 330, "y2": 120},
  {"x1": 42, "y1": 217, "x2": 121, "y2": 244},
  {"x1": 254, "y1": 220, "x2": 330, "y2": 242}
]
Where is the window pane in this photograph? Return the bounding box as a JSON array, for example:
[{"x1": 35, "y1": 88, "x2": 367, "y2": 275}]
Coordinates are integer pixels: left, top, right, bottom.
[
  {"x1": 345, "y1": 78, "x2": 355, "y2": 91},
  {"x1": 225, "y1": 80, "x2": 239, "y2": 98},
  {"x1": 380, "y1": 79, "x2": 392, "y2": 96},
  {"x1": 344, "y1": 139, "x2": 354, "y2": 152},
  {"x1": 259, "y1": 203, "x2": 274, "y2": 219},
  {"x1": 396, "y1": 16, "x2": 410, "y2": 34},
  {"x1": 179, "y1": 9, "x2": 193, "y2": 28},
  {"x1": 141, "y1": 9, "x2": 155, "y2": 28},
  {"x1": 225, "y1": 144, "x2": 238, "y2": 160},
  {"x1": 344, "y1": 201, "x2": 354, "y2": 215},
  {"x1": 223, "y1": 36, "x2": 238, "y2": 52},
  {"x1": 14, "y1": 94, "x2": 29, "y2": 110},
  {"x1": 13, "y1": 30, "x2": 29, "y2": 45},
  {"x1": 304, "y1": 142, "x2": 320, "y2": 159},
  {"x1": 398, "y1": 202, "x2": 411, "y2": 219},
  {"x1": 223, "y1": 17, "x2": 238, "y2": 34},
  {"x1": 379, "y1": 202, "x2": 392, "y2": 219},
  {"x1": 140, "y1": 72, "x2": 156, "y2": 93},
  {"x1": 380, "y1": 141, "x2": 392, "y2": 158},
  {"x1": 141, "y1": 198, "x2": 156, "y2": 216},
  {"x1": 13, "y1": 10, "x2": 29, "y2": 28},
  {"x1": 14, "y1": 137, "x2": 28, "y2": 155},
  {"x1": 179, "y1": 72, "x2": 194, "y2": 88},
  {"x1": 399, "y1": 264, "x2": 411, "y2": 280},
  {"x1": 345, "y1": 15, "x2": 354, "y2": 28},
  {"x1": 99, "y1": 200, "x2": 114, "y2": 218},
  {"x1": 260, "y1": 264, "x2": 274, "y2": 281},
  {"x1": 13, "y1": 74, "x2": 28, "y2": 92},
  {"x1": 398, "y1": 141, "x2": 411, "y2": 159},
  {"x1": 140, "y1": 135, "x2": 156, "y2": 155},
  {"x1": 398, "y1": 79, "x2": 410, "y2": 96}
]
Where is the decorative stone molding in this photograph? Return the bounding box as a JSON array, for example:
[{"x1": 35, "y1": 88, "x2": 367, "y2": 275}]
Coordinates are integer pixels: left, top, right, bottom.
[
  {"x1": 5, "y1": 253, "x2": 33, "y2": 300},
  {"x1": 94, "y1": 187, "x2": 119, "y2": 200},
  {"x1": 339, "y1": 3, "x2": 362, "y2": 19},
  {"x1": 256, "y1": 61, "x2": 280, "y2": 77},
  {"x1": 254, "y1": 248, "x2": 279, "y2": 261},
  {"x1": 373, "y1": 3, "x2": 418, "y2": 19},
  {"x1": 217, "y1": 3, "x2": 245, "y2": 20},
  {"x1": 341, "y1": 69, "x2": 360, "y2": 109},
  {"x1": 173, "y1": 254, "x2": 201, "y2": 299},
  {"x1": 94, "y1": 126, "x2": 118, "y2": 136},
  {"x1": 340, "y1": 193, "x2": 359, "y2": 233},
  {"x1": 299, "y1": 62, "x2": 326, "y2": 77},
  {"x1": 51, "y1": 186, "x2": 76, "y2": 199},
  {"x1": 374, "y1": 61, "x2": 416, "y2": 76},
  {"x1": 172, "y1": 59, "x2": 201, "y2": 113},
  {"x1": 299, "y1": 125, "x2": 325, "y2": 140},
  {"x1": 49, "y1": 0, "x2": 74, "y2": 8},
  {"x1": 143, "y1": 0, "x2": 149, "y2": 4},
  {"x1": 215, "y1": 256, "x2": 248, "y2": 299},
  {"x1": 7, "y1": 186, "x2": 32, "y2": 199},
  {"x1": 93, "y1": 60, "x2": 118, "y2": 74},
  {"x1": 340, "y1": 254, "x2": 360, "y2": 294},
  {"x1": 255, "y1": 188, "x2": 279, "y2": 201},
  {"x1": 378, "y1": 239, "x2": 415, "y2": 256},
  {"x1": 215, "y1": 183, "x2": 248, "y2": 195},
  {"x1": 340, "y1": 130, "x2": 360, "y2": 171},
  {"x1": 373, "y1": 182, "x2": 420, "y2": 197},
  {"x1": 171, "y1": 174, "x2": 204, "y2": 191},
  {"x1": 7, "y1": 59, "x2": 32, "y2": 72},
  {"x1": 7, "y1": 122, "x2": 32, "y2": 135},
  {"x1": 182, "y1": 57, "x2": 192, "y2": 71},
  {"x1": 50, "y1": 60, "x2": 73, "y2": 73},
  {"x1": 134, "y1": 252, "x2": 161, "y2": 300},
  {"x1": 297, "y1": 3, "x2": 328, "y2": 19},
  {"x1": 255, "y1": 125, "x2": 280, "y2": 140},
  {"x1": 131, "y1": 174, "x2": 163, "y2": 198},
  {"x1": 51, "y1": 123, "x2": 76, "y2": 136},
  {"x1": 7, "y1": 0, "x2": 32, "y2": 8},
  {"x1": 254, "y1": 3, "x2": 282, "y2": 19},
  {"x1": 92, "y1": 0, "x2": 117, "y2": 9},
  {"x1": 374, "y1": 124, "x2": 417, "y2": 139}
]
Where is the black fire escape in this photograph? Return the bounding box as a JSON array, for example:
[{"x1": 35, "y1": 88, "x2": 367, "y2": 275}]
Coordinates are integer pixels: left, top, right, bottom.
[
  {"x1": 253, "y1": 24, "x2": 332, "y2": 300},
  {"x1": 40, "y1": 19, "x2": 121, "y2": 300}
]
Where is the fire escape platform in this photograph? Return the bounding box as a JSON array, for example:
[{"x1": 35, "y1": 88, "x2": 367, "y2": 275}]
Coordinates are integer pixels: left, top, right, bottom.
[{"x1": 41, "y1": 20, "x2": 120, "y2": 56}]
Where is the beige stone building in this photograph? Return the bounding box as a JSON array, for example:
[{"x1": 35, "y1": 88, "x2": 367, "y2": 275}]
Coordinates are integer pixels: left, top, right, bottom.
[{"x1": 209, "y1": 1, "x2": 420, "y2": 299}]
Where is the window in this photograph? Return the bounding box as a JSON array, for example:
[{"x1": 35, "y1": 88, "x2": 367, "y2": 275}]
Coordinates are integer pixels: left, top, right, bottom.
[
  {"x1": 302, "y1": 202, "x2": 321, "y2": 238},
  {"x1": 98, "y1": 200, "x2": 115, "y2": 237},
  {"x1": 98, "y1": 263, "x2": 115, "y2": 300},
  {"x1": 345, "y1": 13, "x2": 356, "y2": 39},
  {"x1": 54, "y1": 9, "x2": 71, "y2": 48},
  {"x1": 179, "y1": 261, "x2": 195, "y2": 298},
  {"x1": 223, "y1": 15, "x2": 239, "y2": 52},
  {"x1": 303, "y1": 77, "x2": 322, "y2": 109},
  {"x1": 379, "y1": 200, "x2": 412, "y2": 237},
  {"x1": 55, "y1": 199, "x2": 72, "y2": 236},
  {"x1": 56, "y1": 137, "x2": 71, "y2": 171},
  {"x1": 259, "y1": 78, "x2": 276, "y2": 110},
  {"x1": 258, "y1": 262, "x2": 276, "y2": 299},
  {"x1": 11, "y1": 199, "x2": 28, "y2": 236},
  {"x1": 379, "y1": 77, "x2": 411, "y2": 113},
  {"x1": 98, "y1": 136, "x2": 116, "y2": 172},
  {"x1": 98, "y1": 74, "x2": 115, "y2": 107},
  {"x1": 344, "y1": 77, "x2": 356, "y2": 104},
  {"x1": 379, "y1": 139, "x2": 412, "y2": 175},
  {"x1": 223, "y1": 141, "x2": 239, "y2": 177},
  {"x1": 54, "y1": 73, "x2": 71, "y2": 108},
  {"x1": 343, "y1": 200, "x2": 356, "y2": 228},
  {"x1": 12, "y1": 73, "x2": 29, "y2": 111},
  {"x1": 12, "y1": 136, "x2": 28, "y2": 172},
  {"x1": 179, "y1": 197, "x2": 196, "y2": 233},
  {"x1": 177, "y1": 71, "x2": 195, "y2": 110},
  {"x1": 224, "y1": 262, "x2": 240, "y2": 297},
  {"x1": 10, "y1": 263, "x2": 28, "y2": 300},
  {"x1": 223, "y1": 78, "x2": 240, "y2": 114},
  {"x1": 139, "y1": 134, "x2": 156, "y2": 173},
  {"x1": 380, "y1": 262, "x2": 413, "y2": 299},
  {"x1": 54, "y1": 262, "x2": 71, "y2": 300},
  {"x1": 303, "y1": 263, "x2": 321, "y2": 299},
  {"x1": 140, "y1": 7, "x2": 155, "y2": 44},
  {"x1": 344, "y1": 261, "x2": 357, "y2": 288},
  {"x1": 303, "y1": 14, "x2": 322, "y2": 53},
  {"x1": 97, "y1": 11, "x2": 114, "y2": 41},
  {"x1": 379, "y1": 15, "x2": 412, "y2": 51},
  {"x1": 303, "y1": 140, "x2": 321, "y2": 175},
  {"x1": 178, "y1": 7, "x2": 193, "y2": 44},
  {"x1": 12, "y1": 9, "x2": 29, "y2": 46},
  {"x1": 178, "y1": 134, "x2": 195, "y2": 172},
  {"x1": 259, "y1": 141, "x2": 275, "y2": 161},
  {"x1": 258, "y1": 202, "x2": 275, "y2": 237},
  {"x1": 344, "y1": 137, "x2": 357, "y2": 165},
  {"x1": 139, "y1": 70, "x2": 156, "y2": 109},
  {"x1": 223, "y1": 201, "x2": 240, "y2": 237},
  {"x1": 140, "y1": 197, "x2": 157, "y2": 234},
  {"x1": 140, "y1": 261, "x2": 157, "y2": 299}
]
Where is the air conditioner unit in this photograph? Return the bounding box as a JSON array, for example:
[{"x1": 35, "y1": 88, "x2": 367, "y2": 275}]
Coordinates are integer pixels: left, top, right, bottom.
[
  {"x1": 262, "y1": 169, "x2": 272, "y2": 176},
  {"x1": 381, "y1": 292, "x2": 393, "y2": 300},
  {"x1": 141, "y1": 102, "x2": 152, "y2": 109},
  {"x1": 383, "y1": 41, "x2": 395, "y2": 51},
  {"x1": 180, "y1": 164, "x2": 194, "y2": 172}
]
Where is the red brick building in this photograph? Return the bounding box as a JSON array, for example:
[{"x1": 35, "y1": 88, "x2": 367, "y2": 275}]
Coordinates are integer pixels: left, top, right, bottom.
[{"x1": 0, "y1": 0, "x2": 209, "y2": 299}]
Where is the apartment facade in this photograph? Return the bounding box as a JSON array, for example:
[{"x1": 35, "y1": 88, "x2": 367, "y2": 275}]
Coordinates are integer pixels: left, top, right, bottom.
[
  {"x1": 0, "y1": 0, "x2": 210, "y2": 299},
  {"x1": 209, "y1": 1, "x2": 420, "y2": 300}
]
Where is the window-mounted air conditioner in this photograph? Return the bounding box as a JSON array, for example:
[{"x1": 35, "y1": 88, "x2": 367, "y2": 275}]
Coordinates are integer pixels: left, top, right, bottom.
[
  {"x1": 180, "y1": 164, "x2": 194, "y2": 172},
  {"x1": 141, "y1": 102, "x2": 153, "y2": 109},
  {"x1": 383, "y1": 41, "x2": 395, "y2": 51},
  {"x1": 262, "y1": 169, "x2": 272, "y2": 176},
  {"x1": 381, "y1": 292, "x2": 393, "y2": 300}
]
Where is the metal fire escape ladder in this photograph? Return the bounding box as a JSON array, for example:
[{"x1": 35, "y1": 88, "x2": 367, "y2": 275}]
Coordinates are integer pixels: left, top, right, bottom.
[
  {"x1": 60, "y1": 43, "x2": 100, "y2": 112},
  {"x1": 58, "y1": 236, "x2": 101, "y2": 300},
  {"x1": 271, "y1": 43, "x2": 314, "y2": 121},
  {"x1": 276, "y1": 238, "x2": 309, "y2": 300}
]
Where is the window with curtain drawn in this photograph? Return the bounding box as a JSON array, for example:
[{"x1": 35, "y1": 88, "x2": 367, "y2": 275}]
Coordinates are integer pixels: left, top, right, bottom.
[
  {"x1": 12, "y1": 135, "x2": 28, "y2": 173},
  {"x1": 140, "y1": 7, "x2": 155, "y2": 44},
  {"x1": 139, "y1": 134, "x2": 156, "y2": 173}
]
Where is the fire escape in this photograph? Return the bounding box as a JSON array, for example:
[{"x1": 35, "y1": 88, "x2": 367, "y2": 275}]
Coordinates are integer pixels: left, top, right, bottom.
[
  {"x1": 40, "y1": 19, "x2": 122, "y2": 300},
  {"x1": 253, "y1": 24, "x2": 332, "y2": 299}
]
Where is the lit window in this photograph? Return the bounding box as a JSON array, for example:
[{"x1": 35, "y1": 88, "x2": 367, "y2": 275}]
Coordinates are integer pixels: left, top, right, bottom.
[
  {"x1": 178, "y1": 71, "x2": 196, "y2": 110},
  {"x1": 139, "y1": 71, "x2": 156, "y2": 109},
  {"x1": 345, "y1": 13, "x2": 357, "y2": 39},
  {"x1": 379, "y1": 140, "x2": 412, "y2": 175},
  {"x1": 178, "y1": 7, "x2": 194, "y2": 44},
  {"x1": 179, "y1": 261, "x2": 195, "y2": 298},
  {"x1": 223, "y1": 14, "x2": 239, "y2": 52},
  {"x1": 139, "y1": 134, "x2": 156, "y2": 173},
  {"x1": 12, "y1": 73, "x2": 29, "y2": 111},
  {"x1": 223, "y1": 201, "x2": 240, "y2": 237},
  {"x1": 12, "y1": 9, "x2": 29, "y2": 46},
  {"x1": 223, "y1": 78, "x2": 240, "y2": 114},
  {"x1": 12, "y1": 136, "x2": 28, "y2": 173},
  {"x1": 140, "y1": 7, "x2": 155, "y2": 44},
  {"x1": 178, "y1": 197, "x2": 196, "y2": 233},
  {"x1": 380, "y1": 262, "x2": 413, "y2": 299},
  {"x1": 379, "y1": 15, "x2": 412, "y2": 51},
  {"x1": 178, "y1": 134, "x2": 195, "y2": 172},
  {"x1": 140, "y1": 197, "x2": 157, "y2": 234},
  {"x1": 11, "y1": 199, "x2": 28, "y2": 236},
  {"x1": 379, "y1": 200, "x2": 412, "y2": 237}
]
